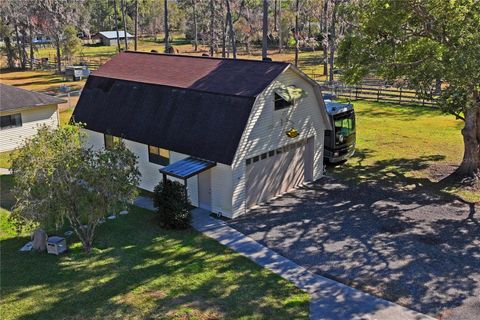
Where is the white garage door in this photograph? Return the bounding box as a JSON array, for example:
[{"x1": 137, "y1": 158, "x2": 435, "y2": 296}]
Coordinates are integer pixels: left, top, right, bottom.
[{"x1": 245, "y1": 137, "x2": 314, "y2": 208}]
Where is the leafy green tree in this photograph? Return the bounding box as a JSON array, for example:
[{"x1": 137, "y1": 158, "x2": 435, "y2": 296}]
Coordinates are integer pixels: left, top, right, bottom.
[
  {"x1": 11, "y1": 125, "x2": 141, "y2": 253},
  {"x1": 61, "y1": 25, "x2": 82, "y2": 62},
  {"x1": 337, "y1": 0, "x2": 480, "y2": 177}
]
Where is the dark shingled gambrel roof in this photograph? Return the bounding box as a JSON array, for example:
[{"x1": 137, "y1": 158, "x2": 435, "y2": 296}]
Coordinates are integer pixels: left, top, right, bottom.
[
  {"x1": 73, "y1": 76, "x2": 255, "y2": 165},
  {"x1": 92, "y1": 51, "x2": 289, "y2": 97},
  {"x1": 73, "y1": 52, "x2": 291, "y2": 164},
  {"x1": 0, "y1": 83, "x2": 65, "y2": 112}
]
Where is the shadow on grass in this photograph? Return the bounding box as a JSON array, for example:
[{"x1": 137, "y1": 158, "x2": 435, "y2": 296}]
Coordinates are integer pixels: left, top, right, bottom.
[
  {"x1": 0, "y1": 174, "x2": 14, "y2": 210},
  {"x1": 352, "y1": 101, "x2": 448, "y2": 120},
  {"x1": 0, "y1": 207, "x2": 308, "y2": 319},
  {"x1": 230, "y1": 152, "x2": 479, "y2": 317}
]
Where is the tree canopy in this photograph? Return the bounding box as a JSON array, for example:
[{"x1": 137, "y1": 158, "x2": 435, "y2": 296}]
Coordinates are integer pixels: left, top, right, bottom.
[
  {"x1": 11, "y1": 125, "x2": 141, "y2": 252},
  {"x1": 337, "y1": 0, "x2": 480, "y2": 176}
]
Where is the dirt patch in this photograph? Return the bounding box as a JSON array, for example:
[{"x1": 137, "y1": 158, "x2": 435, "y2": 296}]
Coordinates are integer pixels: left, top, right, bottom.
[{"x1": 423, "y1": 163, "x2": 458, "y2": 182}]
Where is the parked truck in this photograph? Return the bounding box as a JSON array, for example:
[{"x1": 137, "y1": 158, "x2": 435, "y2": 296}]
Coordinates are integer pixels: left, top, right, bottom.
[{"x1": 323, "y1": 94, "x2": 356, "y2": 163}]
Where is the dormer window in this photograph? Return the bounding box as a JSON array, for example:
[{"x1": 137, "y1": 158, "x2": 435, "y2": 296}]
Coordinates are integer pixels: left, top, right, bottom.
[
  {"x1": 274, "y1": 85, "x2": 307, "y2": 111},
  {"x1": 274, "y1": 93, "x2": 293, "y2": 110}
]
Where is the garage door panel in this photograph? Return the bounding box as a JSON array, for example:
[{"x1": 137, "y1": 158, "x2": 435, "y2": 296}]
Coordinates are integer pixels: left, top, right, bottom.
[{"x1": 246, "y1": 138, "x2": 311, "y2": 208}]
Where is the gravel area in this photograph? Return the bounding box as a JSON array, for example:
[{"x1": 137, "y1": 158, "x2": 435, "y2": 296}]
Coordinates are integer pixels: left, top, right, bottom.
[{"x1": 228, "y1": 177, "x2": 480, "y2": 319}]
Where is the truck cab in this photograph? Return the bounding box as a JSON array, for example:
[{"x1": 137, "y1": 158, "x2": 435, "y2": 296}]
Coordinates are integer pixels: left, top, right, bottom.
[{"x1": 323, "y1": 94, "x2": 356, "y2": 163}]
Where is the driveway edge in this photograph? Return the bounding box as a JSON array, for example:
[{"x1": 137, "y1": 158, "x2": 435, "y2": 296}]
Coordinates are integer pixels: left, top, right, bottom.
[{"x1": 191, "y1": 208, "x2": 436, "y2": 320}]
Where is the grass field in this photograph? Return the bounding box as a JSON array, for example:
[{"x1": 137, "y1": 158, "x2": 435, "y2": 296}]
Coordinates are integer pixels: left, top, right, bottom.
[
  {"x1": 0, "y1": 178, "x2": 309, "y2": 320},
  {"x1": 25, "y1": 36, "x2": 327, "y2": 78},
  {"x1": 328, "y1": 101, "x2": 477, "y2": 202}
]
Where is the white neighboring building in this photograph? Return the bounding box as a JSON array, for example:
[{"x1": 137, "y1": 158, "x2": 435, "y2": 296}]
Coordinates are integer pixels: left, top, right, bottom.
[
  {"x1": 73, "y1": 52, "x2": 331, "y2": 218},
  {"x1": 0, "y1": 84, "x2": 64, "y2": 152},
  {"x1": 94, "y1": 31, "x2": 134, "y2": 46}
]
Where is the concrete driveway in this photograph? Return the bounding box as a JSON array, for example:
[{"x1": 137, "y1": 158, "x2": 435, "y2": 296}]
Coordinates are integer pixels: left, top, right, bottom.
[{"x1": 228, "y1": 177, "x2": 480, "y2": 319}]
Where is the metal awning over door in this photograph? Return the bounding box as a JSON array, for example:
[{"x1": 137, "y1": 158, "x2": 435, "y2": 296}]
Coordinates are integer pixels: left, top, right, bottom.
[{"x1": 159, "y1": 157, "x2": 216, "y2": 180}]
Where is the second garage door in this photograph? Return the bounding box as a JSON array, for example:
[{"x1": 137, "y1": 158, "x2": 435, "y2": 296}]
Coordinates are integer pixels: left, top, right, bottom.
[{"x1": 245, "y1": 137, "x2": 314, "y2": 208}]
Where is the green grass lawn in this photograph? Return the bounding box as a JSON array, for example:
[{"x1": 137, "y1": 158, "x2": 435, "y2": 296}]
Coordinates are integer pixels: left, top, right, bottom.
[
  {"x1": 0, "y1": 182, "x2": 309, "y2": 320},
  {"x1": 329, "y1": 100, "x2": 478, "y2": 202}
]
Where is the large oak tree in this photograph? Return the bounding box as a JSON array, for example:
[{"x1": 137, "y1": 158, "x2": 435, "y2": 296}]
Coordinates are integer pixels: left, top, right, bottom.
[{"x1": 337, "y1": 0, "x2": 480, "y2": 177}]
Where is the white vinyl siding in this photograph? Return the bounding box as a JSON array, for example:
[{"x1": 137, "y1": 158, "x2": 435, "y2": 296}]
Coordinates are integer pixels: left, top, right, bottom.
[
  {"x1": 0, "y1": 104, "x2": 59, "y2": 152},
  {"x1": 82, "y1": 128, "x2": 235, "y2": 215},
  {"x1": 231, "y1": 68, "x2": 326, "y2": 218},
  {"x1": 210, "y1": 163, "x2": 233, "y2": 217}
]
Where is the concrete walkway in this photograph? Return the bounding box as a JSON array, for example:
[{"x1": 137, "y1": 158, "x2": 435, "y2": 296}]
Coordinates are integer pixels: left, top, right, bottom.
[{"x1": 133, "y1": 197, "x2": 435, "y2": 320}]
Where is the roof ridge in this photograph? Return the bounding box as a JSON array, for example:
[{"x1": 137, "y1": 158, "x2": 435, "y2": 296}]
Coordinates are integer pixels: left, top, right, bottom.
[
  {"x1": 91, "y1": 74, "x2": 259, "y2": 99},
  {"x1": 122, "y1": 50, "x2": 291, "y2": 66}
]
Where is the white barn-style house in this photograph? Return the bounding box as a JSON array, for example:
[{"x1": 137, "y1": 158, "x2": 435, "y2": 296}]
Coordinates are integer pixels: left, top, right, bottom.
[
  {"x1": 73, "y1": 52, "x2": 331, "y2": 218},
  {"x1": 0, "y1": 84, "x2": 64, "y2": 152}
]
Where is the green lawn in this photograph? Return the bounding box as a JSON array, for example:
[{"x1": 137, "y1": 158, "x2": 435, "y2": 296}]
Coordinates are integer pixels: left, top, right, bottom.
[
  {"x1": 329, "y1": 100, "x2": 478, "y2": 202},
  {"x1": 0, "y1": 183, "x2": 308, "y2": 320}
]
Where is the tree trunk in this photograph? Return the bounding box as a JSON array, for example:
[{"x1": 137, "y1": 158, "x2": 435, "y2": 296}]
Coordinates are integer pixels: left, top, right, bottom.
[
  {"x1": 29, "y1": 24, "x2": 34, "y2": 69},
  {"x1": 329, "y1": 1, "x2": 337, "y2": 82},
  {"x1": 221, "y1": 0, "x2": 226, "y2": 58},
  {"x1": 322, "y1": 0, "x2": 328, "y2": 76},
  {"x1": 55, "y1": 38, "x2": 61, "y2": 73},
  {"x1": 225, "y1": 0, "x2": 236, "y2": 59},
  {"x1": 273, "y1": 0, "x2": 277, "y2": 32},
  {"x1": 14, "y1": 23, "x2": 25, "y2": 70},
  {"x1": 164, "y1": 0, "x2": 169, "y2": 52},
  {"x1": 121, "y1": 0, "x2": 128, "y2": 50},
  {"x1": 294, "y1": 0, "x2": 299, "y2": 67},
  {"x1": 209, "y1": 0, "x2": 215, "y2": 56},
  {"x1": 458, "y1": 102, "x2": 480, "y2": 176},
  {"x1": 278, "y1": 0, "x2": 282, "y2": 53},
  {"x1": 4, "y1": 36, "x2": 15, "y2": 69},
  {"x1": 113, "y1": 0, "x2": 121, "y2": 52},
  {"x1": 20, "y1": 30, "x2": 28, "y2": 69},
  {"x1": 262, "y1": 0, "x2": 268, "y2": 60},
  {"x1": 134, "y1": 0, "x2": 138, "y2": 51},
  {"x1": 192, "y1": 0, "x2": 198, "y2": 51}
]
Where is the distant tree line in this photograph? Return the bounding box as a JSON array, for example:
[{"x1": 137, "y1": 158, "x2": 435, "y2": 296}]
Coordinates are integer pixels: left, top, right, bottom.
[{"x1": 0, "y1": 0, "x2": 349, "y2": 75}]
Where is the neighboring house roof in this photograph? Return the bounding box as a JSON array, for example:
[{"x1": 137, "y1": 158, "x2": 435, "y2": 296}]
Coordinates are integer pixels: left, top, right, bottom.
[
  {"x1": 92, "y1": 51, "x2": 289, "y2": 97},
  {"x1": 98, "y1": 31, "x2": 133, "y2": 39},
  {"x1": 0, "y1": 84, "x2": 65, "y2": 112}
]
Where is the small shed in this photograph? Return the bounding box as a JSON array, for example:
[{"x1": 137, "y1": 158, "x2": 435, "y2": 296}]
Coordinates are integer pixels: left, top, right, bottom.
[{"x1": 94, "y1": 31, "x2": 133, "y2": 46}]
